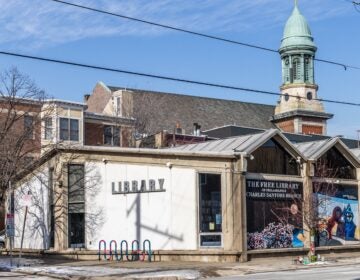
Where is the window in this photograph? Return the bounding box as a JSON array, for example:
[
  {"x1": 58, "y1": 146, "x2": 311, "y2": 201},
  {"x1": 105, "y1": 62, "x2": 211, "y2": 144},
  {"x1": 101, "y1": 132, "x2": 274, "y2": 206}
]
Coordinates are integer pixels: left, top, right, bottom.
[
  {"x1": 284, "y1": 93, "x2": 289, "y2": 102},
  {"x1": 315, "y1": 147, "x2": 356, "y2": 179},
  {"x1": 24, "y1": 115, "x2": 34, "y2": 139},
  {"x1": 104, "y1": 125, "x2": 120, "y2": 146},
  {"x1": 291, "y1": 57, "x2": 301, "y2": 81},
  {"x1": 307, "y1": 92, "x2": 313, "y2": 100},
  {"x1": 70, "y1": 119, "x2": 79, "y2": 141},
  {"x1": 199, "y1": 173, "x2": 222, "y2": 247},
  {"x1": 48, "y1": 168, "x2": 55, "y2": 248},
  {"x1": 60, "y1": 118, "x2": 79, "y2": 141},
  {"x1": 68, "y1": 164, "x2": 85, "y2": 248},
  {"x1": 247, "y1": 138, "x2": 300, "y2": 175},
  {"x1": 116, "y1": 96, "x2": 121, "y2": 116},
  {"x1": 44, "y1": 118, "x2": 53, "y2": 140},
  {"x1": 304, "y1": 57, "x2": 310, "y2": 82},
  {"x1": 284, "y1": 58, "x2": 290, "y2": 82}
]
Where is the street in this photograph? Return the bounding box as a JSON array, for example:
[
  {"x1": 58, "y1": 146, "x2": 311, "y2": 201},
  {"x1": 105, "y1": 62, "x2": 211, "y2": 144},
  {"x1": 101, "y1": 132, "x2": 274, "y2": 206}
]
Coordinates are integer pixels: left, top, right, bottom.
[
  {"x1": 0, "y1": 272, "x2": 56, "y2": 279},
  {"x1": 0, "y1": 263, "x2": 360, "y2": 279},
  {"x1": 216, "y1": 264, "x2": 360, "y2": 280}
]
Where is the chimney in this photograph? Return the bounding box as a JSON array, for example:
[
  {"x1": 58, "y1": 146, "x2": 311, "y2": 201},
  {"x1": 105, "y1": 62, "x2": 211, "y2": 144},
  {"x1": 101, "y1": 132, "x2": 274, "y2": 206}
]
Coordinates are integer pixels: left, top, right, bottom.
[
  {"x1": 84, "y1": 94, "x2": 90, "y2": 103},
  {"x1": 175, "y1": 122, "x2": 184, "y2": 134},
  {"x1": 193, "y1": 123, "x2": 201, "y2": 136}
]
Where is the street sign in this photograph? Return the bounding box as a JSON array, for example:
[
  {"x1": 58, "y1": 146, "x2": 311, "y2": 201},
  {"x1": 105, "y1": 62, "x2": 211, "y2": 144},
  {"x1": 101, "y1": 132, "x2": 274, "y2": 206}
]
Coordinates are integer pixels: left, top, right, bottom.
[
  {"x1": 6, "y1": 214, "x2": 14, "y2": 219},
  {"x1": 22, "y1": 194, "x2": 32, "y2": 207},
  {"x1": 6, "y1": 225, "x2": 14, "y2": 237},
  {"x1": 6, "y1": 214, "x2": 15, "y2": 237}
]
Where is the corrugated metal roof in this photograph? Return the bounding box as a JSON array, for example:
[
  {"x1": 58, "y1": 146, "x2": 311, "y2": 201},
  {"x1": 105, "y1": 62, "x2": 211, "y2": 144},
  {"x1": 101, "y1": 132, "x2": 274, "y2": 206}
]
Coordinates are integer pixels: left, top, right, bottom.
[
  {"x1": 294, "y1": 138, "x2": 337, "y2": 159},
  {"x1": 170, "y1": 129, "x2": 285, "y2": 155},
  {"x1": 351, "y1": 148, "x2": 360, "y2": 159},
  {"x1": 295, "y1": 138, "x2": 360, "y2": 168}
]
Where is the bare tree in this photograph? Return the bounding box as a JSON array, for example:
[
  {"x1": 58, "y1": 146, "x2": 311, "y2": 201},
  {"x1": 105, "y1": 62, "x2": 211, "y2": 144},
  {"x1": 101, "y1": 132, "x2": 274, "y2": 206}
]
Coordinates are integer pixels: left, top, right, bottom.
[
  {"x1": 14, "y1": 151, "x2": 104, "y2": 250},
  {"x1": 128, "y1": 92, "x2": 167, "y2": 140},
  {"x1": 268, "y1": 159, "x2": 341, "y2": 255},
  {"x1": 0, "y1": 67, "x2": 56, "y2": 230}
]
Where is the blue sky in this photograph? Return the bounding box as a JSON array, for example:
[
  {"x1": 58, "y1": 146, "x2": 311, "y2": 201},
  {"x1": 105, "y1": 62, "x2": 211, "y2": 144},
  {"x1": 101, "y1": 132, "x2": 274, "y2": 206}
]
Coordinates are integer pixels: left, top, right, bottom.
[{"x1": 0, "y1": 0, "x2": 359, "y2": 138}]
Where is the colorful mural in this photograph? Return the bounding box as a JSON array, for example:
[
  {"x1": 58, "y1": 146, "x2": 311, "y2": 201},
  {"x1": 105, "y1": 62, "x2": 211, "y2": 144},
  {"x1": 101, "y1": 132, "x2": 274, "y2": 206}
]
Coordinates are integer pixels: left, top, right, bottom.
[{"x1": 315, "y1": 185, "x2": 360, "y2": 246}]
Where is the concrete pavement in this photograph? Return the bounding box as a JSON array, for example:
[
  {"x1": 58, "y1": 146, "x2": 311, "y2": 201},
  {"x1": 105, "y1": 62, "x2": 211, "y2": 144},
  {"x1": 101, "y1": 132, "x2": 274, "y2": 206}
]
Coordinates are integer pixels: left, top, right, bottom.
[
  {"x1": 213, "y1": 264, "x2": 360, "y2": 280},
  {"x1": 1, "y1": 253, "x2": 360, "y2": 279}
]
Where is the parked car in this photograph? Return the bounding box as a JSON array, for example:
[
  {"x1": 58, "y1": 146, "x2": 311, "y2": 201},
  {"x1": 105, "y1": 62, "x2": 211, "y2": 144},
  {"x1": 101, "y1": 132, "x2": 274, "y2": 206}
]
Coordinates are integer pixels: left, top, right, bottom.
[{"x1": 0, "y1": 230, "x2": 5, "y2": 249}]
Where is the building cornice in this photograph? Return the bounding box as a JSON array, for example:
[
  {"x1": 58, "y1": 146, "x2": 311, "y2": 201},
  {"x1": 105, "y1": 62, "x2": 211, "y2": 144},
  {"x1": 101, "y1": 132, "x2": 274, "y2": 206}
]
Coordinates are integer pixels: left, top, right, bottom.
[
  {"x1": 271, "y1": 110, "x2": 334, "y2": 121},
  {"x1": 280, "y1": 83, "x2": 318, "y2": 91}
]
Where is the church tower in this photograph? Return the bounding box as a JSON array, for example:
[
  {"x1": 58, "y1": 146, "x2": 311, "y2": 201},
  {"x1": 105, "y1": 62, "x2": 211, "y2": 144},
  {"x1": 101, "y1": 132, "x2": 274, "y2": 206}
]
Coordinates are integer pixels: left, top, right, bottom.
[{"x1": 271, "y1": 1, "x2": 333, "y2": 135}]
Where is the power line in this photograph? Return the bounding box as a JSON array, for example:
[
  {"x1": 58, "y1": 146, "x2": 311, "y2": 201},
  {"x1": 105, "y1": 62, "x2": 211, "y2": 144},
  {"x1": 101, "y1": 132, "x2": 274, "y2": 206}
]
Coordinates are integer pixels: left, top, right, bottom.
[
  {"x1": 341, "y1": 1, "x2": 360, "y2": 17},
  {"x1": 49, "y1": 0, "x2": 360, "y2": 71},
  {"x1": 1, "y1": 50, "x2": 359, "y2": 107}
]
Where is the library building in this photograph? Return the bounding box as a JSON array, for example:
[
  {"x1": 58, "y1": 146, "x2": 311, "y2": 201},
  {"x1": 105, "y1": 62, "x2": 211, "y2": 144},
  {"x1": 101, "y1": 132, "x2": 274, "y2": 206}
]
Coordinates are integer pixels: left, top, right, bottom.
[{"x1": 11, "y1": 128, "x2": 360, "y2": 261}]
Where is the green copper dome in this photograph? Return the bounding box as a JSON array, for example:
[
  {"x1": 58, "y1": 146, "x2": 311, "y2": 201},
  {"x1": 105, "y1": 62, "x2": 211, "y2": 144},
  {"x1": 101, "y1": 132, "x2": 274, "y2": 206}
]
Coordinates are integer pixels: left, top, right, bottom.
[{"x1": 280, "y1": 3, "x2": 316, "y2": 51}]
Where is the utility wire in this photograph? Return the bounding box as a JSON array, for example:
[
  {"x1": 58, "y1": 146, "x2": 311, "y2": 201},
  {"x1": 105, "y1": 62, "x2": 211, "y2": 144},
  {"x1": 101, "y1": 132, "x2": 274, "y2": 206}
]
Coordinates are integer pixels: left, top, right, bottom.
[
  {"x1": 1, "y1": 50, "x2": 359, "y2": 107},
  {"x1": 49, "y1": 0, "x2": 360, "y2": 71}
]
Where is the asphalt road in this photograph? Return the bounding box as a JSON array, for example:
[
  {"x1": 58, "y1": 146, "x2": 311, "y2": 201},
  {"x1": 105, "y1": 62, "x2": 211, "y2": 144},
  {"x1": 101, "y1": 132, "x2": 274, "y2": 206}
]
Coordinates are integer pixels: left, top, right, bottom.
[
  {"x1": 216, "y1": 264, "x2": 360, "y2": 280},
  {"x1": 0, "y1": 272, "x2": 56, "y2": 279}
]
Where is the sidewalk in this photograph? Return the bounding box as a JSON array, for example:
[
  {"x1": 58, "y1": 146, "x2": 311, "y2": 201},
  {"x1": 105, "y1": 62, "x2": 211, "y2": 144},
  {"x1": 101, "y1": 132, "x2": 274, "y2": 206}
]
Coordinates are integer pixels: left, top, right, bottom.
[{"x1": 1, "y1": 253, "x2": 360, "y2": 279}]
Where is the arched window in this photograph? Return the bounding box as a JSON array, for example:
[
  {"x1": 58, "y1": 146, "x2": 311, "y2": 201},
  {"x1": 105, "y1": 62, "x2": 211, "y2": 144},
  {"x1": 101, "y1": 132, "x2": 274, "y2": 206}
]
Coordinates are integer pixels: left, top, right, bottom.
[
  {"x1": 292, "y1": 58, "x2": 301, "y2": 81},
  {"x1": 284, "y1": 57, "x2": 290, "y2": 82},
  {"x1": 304, "y1": 56, "x2": 310, "y2": 82}
]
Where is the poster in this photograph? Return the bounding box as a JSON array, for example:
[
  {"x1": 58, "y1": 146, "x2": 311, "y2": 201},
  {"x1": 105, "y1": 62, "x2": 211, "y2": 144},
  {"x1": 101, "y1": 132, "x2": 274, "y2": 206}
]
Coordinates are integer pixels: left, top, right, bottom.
[
  {"x1": 314, "y1": 184, "x2": 360, "y2": 246},
  {"x1": 246, "y1": 179, "x2": 304, "y2": 250}
]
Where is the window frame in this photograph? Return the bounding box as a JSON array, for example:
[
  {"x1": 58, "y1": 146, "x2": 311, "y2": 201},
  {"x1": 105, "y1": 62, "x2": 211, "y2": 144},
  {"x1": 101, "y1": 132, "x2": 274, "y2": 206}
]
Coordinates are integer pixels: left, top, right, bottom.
[
  {"x1": 197, "y1": 172, "x2": 223, "y2": 248},
  {"x1": 59, "y1": 117, "x2": 80, "y2": 142},
  {"x1": 24, "y1": 115, "x2": 34, "y2": 140},
  {"x1": 292, "y1": 58, "x2": 301, "y2": 81},
  {"x1": 67, "y1": 164, "x2": 85, "y2": 248},
  {"x1": 44, "y1": 118, "x2": 53, "y2": 140},
  {"x1": 103, "y1": 125, "x2": 121, "y2": 146}
]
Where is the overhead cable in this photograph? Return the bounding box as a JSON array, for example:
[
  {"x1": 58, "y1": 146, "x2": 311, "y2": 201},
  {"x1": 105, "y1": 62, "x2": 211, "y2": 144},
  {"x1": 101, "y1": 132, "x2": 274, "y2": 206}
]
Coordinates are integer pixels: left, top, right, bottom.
[
  {"x1": 1, "y1": 50, "x2": 360, "y2": 107},
  {"x1": 49, "y1": 0, "x2": 360, "y2": 71}
]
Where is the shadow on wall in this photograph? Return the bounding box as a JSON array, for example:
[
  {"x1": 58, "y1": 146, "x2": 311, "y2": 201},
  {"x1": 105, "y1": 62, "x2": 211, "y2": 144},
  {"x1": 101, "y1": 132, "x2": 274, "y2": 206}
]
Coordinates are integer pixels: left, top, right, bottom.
[
  {"x1": 15, "y1": 156, "x2": 105, "y2": 250},
  {"x1": 126, "y1": 193, "x2": 183, "y2": 249},
  {"x1": 15, "y1": 175, "x2": 49, "y2": 250}
]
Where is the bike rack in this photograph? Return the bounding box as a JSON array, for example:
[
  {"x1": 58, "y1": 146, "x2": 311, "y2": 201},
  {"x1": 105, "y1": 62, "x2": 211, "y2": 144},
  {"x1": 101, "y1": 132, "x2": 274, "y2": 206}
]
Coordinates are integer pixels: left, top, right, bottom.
[
  {"x1": 143, "y1": 239, "x2": 152, "y2": 262},
  {"x1": 98, "y1": 239, "x2": 152, "y2": 262},
  {"x1": 98, "y1": 240, "x2": 107, "y2": 261},
  {"x1": 131, "y1": 240, "x2": 140, "y2": 261},
  {"x1": 121, "y1": 240, "x2": 132, "y2": 261},
  {"x1": 109, "y1": 240, "x2": 123, "y2": 261}
]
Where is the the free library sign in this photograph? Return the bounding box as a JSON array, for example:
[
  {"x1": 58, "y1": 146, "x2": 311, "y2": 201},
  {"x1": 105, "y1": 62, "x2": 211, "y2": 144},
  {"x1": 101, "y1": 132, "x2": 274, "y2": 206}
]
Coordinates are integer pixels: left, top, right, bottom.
[
  {"x1": 246, "y1": 179, "x2": 302, "y2": 200},
  {"x1": 112, "y1": 179, "x2": 165, "y2": 195}
]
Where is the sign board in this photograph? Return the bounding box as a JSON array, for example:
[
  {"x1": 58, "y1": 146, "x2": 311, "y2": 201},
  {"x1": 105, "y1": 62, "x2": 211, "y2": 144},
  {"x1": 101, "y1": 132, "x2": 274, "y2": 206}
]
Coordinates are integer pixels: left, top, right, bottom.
[
  {"x1": 6, "y1": 214, "x2": 14, "y2": 219},
  {"x1": 6, "y1": 214, "x2": 15, "y2": 237},
  {"x1": 22, "y1": 195, "x2": 32, "y2": 207},
  {"x1": 246, "y1": 179, "x2": 303, "y2": 200}
]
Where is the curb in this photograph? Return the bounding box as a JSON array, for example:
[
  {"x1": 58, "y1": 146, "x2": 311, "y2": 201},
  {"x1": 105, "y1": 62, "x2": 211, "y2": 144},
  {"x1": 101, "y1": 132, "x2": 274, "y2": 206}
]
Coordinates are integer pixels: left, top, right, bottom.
[{"x1": 239, "y1": 261, "x2": 360, "y2": 276}]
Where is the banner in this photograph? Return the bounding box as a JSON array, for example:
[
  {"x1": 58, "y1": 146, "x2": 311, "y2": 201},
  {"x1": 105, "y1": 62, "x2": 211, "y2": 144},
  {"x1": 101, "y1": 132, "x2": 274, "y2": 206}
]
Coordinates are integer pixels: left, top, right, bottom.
[{"x1": 246, "y1": 179, "x2": 304, "y2": 250}]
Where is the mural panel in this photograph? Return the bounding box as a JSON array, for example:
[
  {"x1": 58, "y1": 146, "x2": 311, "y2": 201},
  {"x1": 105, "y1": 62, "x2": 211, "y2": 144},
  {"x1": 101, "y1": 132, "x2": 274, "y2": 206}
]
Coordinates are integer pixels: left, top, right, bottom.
[{"x1": 315, "y1": 184, "x2": 360, "y2": 246}]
